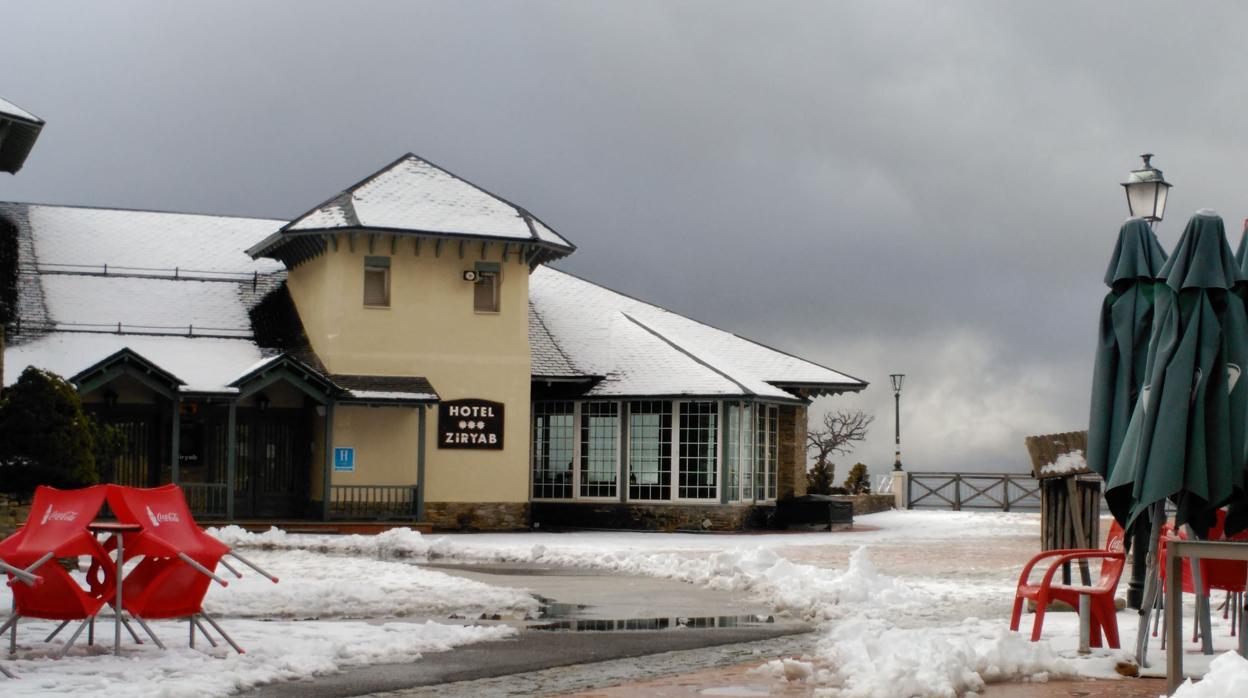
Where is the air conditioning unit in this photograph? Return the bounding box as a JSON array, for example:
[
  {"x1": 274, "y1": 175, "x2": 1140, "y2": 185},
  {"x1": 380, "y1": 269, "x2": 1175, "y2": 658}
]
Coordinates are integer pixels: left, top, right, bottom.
[{"x1": 462, "y1": 270, "x2": 478, "y2": 282}]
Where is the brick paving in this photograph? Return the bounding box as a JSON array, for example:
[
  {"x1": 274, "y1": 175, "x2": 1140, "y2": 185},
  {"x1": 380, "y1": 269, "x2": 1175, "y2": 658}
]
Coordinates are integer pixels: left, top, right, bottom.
[{"x1": 563, "y1": 660, "x2": 1173, "y2": 697}]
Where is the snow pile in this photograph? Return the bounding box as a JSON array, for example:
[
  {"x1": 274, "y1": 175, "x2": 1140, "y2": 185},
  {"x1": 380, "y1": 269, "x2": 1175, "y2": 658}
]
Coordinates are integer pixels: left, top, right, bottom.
[
  {"x1": 806, "y1": 619, "x2": 1067, "y2": 696},
  {"x1": 1, "y1": 619, "x2": 512, "y2": 697},
  {"x1": 1039, "y1": 450, "x2": 1088, "y2": 477},
  {"x1": 202, "y1": 549, "x2": 537, "y2": 619},
  {"x1": 209, "y1": 525, "x2": 430, "y2": 558},
  {"x1": 1172, "y1": 651, "x2": 1248, "y2": 697}
]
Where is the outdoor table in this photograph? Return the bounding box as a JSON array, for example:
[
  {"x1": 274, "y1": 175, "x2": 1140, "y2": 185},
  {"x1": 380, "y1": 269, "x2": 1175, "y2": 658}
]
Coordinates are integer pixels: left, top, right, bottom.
[
  {"x1": 1163, "y1": 537, "x2": 1248, "y2": 694},
  {"x1": 87, "y1": 521, "x2": 142, "y2": 656}
]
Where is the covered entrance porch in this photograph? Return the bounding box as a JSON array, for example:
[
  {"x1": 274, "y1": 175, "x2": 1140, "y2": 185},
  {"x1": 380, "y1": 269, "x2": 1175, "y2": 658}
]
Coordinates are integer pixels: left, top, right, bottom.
[{"x1": 72, "y1": 350, "x2": 433, "y2": 523}]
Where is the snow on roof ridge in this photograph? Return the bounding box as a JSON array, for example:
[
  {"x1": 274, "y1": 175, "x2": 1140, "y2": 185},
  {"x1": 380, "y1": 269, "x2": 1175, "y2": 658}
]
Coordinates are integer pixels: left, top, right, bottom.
[
  {"x1": 0, "y1": 200, "x2": 288, "y2": 225},
  {"x1": 538, "y1": 265, "x2": 866, "y2": 387},
  {"x1": 528, "y1": 300, "x2": 587, "y2": 377},
  {"x1": 619, "y1": 311, "x2": 756, "y2": 395},
  {"x1": 0, "y1": 96, "x2": 41, "y2": 124},
  {"x1": 280, "y1": 153, "x2": 573, "y2": 249}
]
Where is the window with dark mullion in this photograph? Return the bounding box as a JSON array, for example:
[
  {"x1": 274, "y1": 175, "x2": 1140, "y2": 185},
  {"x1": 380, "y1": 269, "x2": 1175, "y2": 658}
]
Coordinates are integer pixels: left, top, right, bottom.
[
  {"x1": 628, "y1": 401, "x2": 671, "y2": 500},
  {"x1": 678, "y1": 401, "x2": 717, "y2": 499},
  {"x1": 363, "y1": 256, "x2": 390, "y2": 307}
]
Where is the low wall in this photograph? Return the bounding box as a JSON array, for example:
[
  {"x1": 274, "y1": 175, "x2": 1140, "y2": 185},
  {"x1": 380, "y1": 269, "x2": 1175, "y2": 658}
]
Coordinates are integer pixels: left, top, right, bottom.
[
  {"x1": 424, "y1": 502, "x2": 530, "y2": 531},
  {"x1": 831, "y1": 494, "x2": 895, "y2": 516}
]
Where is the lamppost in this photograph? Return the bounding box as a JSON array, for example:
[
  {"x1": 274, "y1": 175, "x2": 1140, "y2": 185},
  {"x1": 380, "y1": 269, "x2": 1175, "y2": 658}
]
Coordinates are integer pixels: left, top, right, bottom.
[
  {"x1": 1121, "y1": 153, "x2": 1171, "y2": 224},
  {"x1": 1120, "y1": 153, "x2": 1169, "y2": 609},
  {"x1": 890, "y1": 374, "x2": 905, "y2": 471}
]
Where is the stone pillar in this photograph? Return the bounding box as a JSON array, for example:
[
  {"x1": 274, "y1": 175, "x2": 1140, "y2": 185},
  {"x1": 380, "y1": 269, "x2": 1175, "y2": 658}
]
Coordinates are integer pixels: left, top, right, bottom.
[
  {"x1": 776, "y1": 404, "x2": 807, "y2": 499},
  {"x1": 892, "y1": 470, "x2": 907, "y2": 509}
]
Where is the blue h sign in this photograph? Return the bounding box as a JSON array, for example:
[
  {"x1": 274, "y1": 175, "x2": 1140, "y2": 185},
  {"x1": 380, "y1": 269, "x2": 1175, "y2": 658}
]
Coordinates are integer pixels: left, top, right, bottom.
[{"x1": 333, "y1": 447, "x2": 355, "y2": 472}]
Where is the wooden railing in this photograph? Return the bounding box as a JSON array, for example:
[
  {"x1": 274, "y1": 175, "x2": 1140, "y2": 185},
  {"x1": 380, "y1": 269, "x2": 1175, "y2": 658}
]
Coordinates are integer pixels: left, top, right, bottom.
[
  {"x1": 329, "y1": 485, "x2": 419, "y2": 520},
  {"x1": 182, "y1": 483, "x2": 228, "y2": 518},
  {"x1": 907, "y1": 472, "x2": 1040, "y2": 512}
]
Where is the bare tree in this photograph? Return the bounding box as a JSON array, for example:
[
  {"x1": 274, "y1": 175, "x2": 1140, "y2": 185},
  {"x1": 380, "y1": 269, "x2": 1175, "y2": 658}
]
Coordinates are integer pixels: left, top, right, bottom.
[{"x1": 806, "y1": 410, "x2": 874, "y2": 483}]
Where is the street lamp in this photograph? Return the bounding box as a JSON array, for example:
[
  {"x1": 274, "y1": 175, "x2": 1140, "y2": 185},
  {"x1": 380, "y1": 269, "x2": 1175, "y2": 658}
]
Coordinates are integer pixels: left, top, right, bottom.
[
  {"x1": 1121, "y1": 153, "x2": 1171, "y2": 223},
  {"x1": 890, "y1": 373, "x2": 905, "y2": 471},
  {"x1": 1119, "y1": 153, "x2": 1170, "y2": 610}
]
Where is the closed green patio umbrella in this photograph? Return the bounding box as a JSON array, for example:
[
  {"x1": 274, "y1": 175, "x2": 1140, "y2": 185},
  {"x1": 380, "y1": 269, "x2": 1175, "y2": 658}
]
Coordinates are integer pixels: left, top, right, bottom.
[
  {"x1": 1087, "y1": 218, "x2": 1167, "y2": 609},
  {"x1": 1106, "y1": 210, "x2": 1248, "y2": 662},
  {"x1": 1088, "y1": 218, "x2": 1168, "y2": 484}
]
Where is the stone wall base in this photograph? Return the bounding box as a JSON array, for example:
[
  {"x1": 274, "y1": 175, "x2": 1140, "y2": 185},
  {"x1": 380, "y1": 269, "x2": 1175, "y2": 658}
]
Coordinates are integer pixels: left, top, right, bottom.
[
  {"x1": 424, "y1": 502, "x2": 530, "y2": 531},
  {"x1": 830, "y1": 494, "x2": 895, "y2": 516},
  {"x1": 530, "y1": 501, "x2": 776, "y2": 532}
]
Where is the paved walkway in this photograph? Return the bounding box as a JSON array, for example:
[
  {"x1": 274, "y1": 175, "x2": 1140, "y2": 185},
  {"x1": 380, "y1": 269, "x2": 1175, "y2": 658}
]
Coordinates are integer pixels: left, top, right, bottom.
[{"x1": 562, "y1": 660, "x2": 1172, "y2": 697}]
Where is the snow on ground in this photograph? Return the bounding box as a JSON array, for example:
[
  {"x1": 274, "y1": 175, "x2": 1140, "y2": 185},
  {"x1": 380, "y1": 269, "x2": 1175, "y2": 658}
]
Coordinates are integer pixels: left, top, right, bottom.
[
  {"x1": 0, "y1": 536, "x2": 531, "y2": 695},
  {"x1": 6, "y1": 510, "x2": 1246, "y2": 696},
  {"x1": 202, "y1": 547, "x2": 537, "y2": 619},
  {"x1": 0, "y1": 617, "x2": 512, "y2": 697},
  {"x1": 217, "y1": 509, "x2": 1245, "y2": 696}
]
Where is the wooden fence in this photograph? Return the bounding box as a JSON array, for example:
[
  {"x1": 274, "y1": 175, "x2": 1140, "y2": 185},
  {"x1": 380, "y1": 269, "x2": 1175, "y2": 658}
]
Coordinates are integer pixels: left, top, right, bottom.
[{"x1": 907, "y1": 472, "x2": 1041, "y2": 511}]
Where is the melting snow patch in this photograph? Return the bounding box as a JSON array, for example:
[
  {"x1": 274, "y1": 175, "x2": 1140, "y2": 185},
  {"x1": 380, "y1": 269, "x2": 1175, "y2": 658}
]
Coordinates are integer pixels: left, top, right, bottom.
[{"x1": 1172, "y1": 651, "x2": 1248, "y2": 697}]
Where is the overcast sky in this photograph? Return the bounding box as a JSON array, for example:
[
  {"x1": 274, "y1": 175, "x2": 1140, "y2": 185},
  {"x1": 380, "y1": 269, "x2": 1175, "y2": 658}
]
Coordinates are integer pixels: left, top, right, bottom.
[{"x1": 4, "y1": 1, "x2": 1247, "y2": 479}]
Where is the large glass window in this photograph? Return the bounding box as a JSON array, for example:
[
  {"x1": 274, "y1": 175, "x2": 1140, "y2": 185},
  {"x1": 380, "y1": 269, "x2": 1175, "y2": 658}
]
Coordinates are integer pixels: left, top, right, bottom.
[
  {"x1": 532, "y1": 401, "x2": 574, "y2": 499},
  {"x1": 580, "y1": 402, "x2": 619, "y2": 498},
  {"x1": 678, "y1": 402, "x2": 718, "y2": 499},
  {"x1": 754, "y1": 404, "x2": 778, "y2": 501},
  {"x1": 725, "y1": 402, "x2": 740, "y2": 502},
  {"x1": 767, "y1": 406, "x2": 779, "y2": 500},
  {"x1": 628, "y1": 401, "x2": 671, "y2": 500},
  {"x1": 725, "y1": 402, "x2": 757, "y2": 502}
]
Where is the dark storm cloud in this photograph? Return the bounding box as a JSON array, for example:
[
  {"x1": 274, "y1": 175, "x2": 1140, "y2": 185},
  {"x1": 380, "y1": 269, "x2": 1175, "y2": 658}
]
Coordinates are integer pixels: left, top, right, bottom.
[{"x1": 4, "y1": 1, "x2": 1247, "y2": 476}]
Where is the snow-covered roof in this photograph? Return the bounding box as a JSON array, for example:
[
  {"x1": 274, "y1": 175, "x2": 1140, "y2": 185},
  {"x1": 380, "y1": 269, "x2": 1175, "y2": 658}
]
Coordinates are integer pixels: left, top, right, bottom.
[
  {"x1": 0, "y1": 96, "x2": 44, "y2": 174},
  {"x1": 4, "y1": 200, "x2": 862, "y2": 402},
  {"x1": 25, "y1": 204, "x2": 285, "y2": 274},
  {"x1": 0, "y1": 96, "x2": 41, "y2": 124},
  {"x1": 528, "y1": 267, "x2": 866, "y2": 400},
  {"x1": 5, "y1": 333, "x2": 266, "y2": 393},
  {"x1": 529, "y1": 302, "x2": 585, "y2": 379},
  {"x1": 250, "y1": 154, "x2": 575, "y2": 267},
  {"x1": 1, "y1": 202, "x2": 283, "y2": 392}
]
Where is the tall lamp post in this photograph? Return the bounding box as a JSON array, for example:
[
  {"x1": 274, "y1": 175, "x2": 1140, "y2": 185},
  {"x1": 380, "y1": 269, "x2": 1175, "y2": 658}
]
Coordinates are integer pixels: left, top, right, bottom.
[
  {"x1": 890, "y1": 374, "x2": 905, "y2": 471},
  {"x1": 1120, "y1": 153, "x2": 1169, "y2": 609}
]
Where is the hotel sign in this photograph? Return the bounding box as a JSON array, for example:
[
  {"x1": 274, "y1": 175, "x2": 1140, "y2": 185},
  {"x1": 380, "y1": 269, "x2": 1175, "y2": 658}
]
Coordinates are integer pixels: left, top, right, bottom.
[{"x1": 438, "y1": 399, "x2": 504, "y2": 450}]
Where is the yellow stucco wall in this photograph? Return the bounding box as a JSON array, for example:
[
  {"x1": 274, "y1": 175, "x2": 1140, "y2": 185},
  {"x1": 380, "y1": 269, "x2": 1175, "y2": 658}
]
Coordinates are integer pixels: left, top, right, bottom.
[
  {"x1": 329, "y1": 404, "x2": 422, "y2": 486},
  {"x1": 287, "y1": 234, "x2": 532, "y2": 503}
]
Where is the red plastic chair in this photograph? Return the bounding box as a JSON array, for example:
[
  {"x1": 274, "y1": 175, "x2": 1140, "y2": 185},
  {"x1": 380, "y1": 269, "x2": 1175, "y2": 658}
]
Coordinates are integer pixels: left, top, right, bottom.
[
  {"x1": 104, "y1": 484, "x2": 277, "y2": 653},
  {"x1": 0, "y1": 486, "x2": 117, "y2": 660},
  {"x1": 1010, "y1": 521, "x2": 1126, "y2": 648},
  {"x1": 1158, "y1": 510, "x2": 1248, "y2": 645}
]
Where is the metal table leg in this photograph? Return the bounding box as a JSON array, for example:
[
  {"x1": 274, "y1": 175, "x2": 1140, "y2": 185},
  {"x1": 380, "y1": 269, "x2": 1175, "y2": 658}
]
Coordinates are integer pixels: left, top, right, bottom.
[{"x1": 114, "y1": 533, "x2": 123, "y2": 656}]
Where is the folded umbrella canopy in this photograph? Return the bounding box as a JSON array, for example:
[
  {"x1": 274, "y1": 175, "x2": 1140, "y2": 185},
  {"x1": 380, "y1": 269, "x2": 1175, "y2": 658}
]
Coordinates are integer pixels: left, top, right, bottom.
[
  {"x1": 1107, "y1": 210, "x2": 1248, "y2": 536},
  {"x1": 1088, "y1": 218, "x2": 1168, "y2": 484},
  {"x1": 1087, "y1": 218, "x2": 1168, "y2": 609}
]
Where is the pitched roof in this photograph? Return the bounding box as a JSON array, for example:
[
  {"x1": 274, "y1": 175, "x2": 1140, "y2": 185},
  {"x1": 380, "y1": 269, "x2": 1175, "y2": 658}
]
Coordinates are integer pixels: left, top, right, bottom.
[
  {"x1": 0, "y1": 96, "x2": 41, "y2": 125},
  {"x1": 0, "y1": 96, "x2": 44, "y2": 174},
  {"x1": 249, "y1": 153, "x2": 575, "y2": 267},
  {"x1": 331, "y1": 374, "x2": 439, "y2": 404},
  {"x1": 528, "y1": 267, "x2": 866, "y2": 400},
  {"x1": 1, "y1": 202, "x2": 282, "y2": 392},
  {"x1": 528, "y1": 301, "x2": 586, "y2": 379}
]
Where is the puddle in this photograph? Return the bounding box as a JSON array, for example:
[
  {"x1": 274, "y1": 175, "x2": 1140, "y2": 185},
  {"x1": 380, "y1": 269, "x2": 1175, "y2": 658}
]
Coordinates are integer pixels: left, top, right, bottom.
[{"x1": 529, "y1": 614, "x2": 775, "y2": 632}]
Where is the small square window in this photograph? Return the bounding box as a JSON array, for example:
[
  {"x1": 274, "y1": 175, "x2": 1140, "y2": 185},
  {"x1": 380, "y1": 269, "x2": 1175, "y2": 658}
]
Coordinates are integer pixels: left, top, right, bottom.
[
  {"x1": 474, "y1": 270, "x2": 499, "y2": 313},
  {"x1": 364, "y1": 256, "x2": 390, "y2": 307}
]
